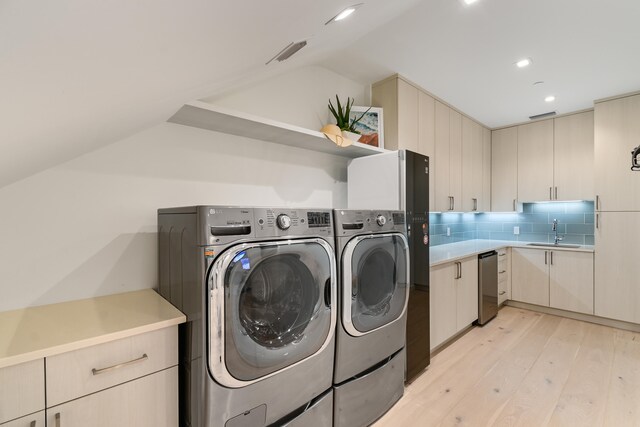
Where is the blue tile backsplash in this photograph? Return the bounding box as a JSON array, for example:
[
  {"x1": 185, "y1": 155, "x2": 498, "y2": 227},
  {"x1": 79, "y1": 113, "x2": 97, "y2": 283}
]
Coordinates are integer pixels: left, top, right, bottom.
[{"x1": 429, "y1": 201, "x2": 595, "y2": 247}]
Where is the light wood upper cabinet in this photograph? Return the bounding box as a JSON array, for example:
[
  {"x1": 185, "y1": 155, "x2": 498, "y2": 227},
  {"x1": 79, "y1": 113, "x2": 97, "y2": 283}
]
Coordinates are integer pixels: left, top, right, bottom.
[
  {"x1": 373, "y1": 75, "x2": 491, "y2": 212},
  {"x1": 594, "y1": 94, "x2": 640, "y2": 211},
  {"x1": 518, "y1": 120, "x2": 555, "y2": 202},
  {"x1": 435, "y1": 100, "x2": 452, "y2": 211},
  {"x1": 482, "y1": 127, "x2": 492, "y2": 211},
  {"x1": 397, "y1": 78, "x2": 419, "y2": 153},
  {"x1": 462, "y1": 117, "x2": 483, "y2": 212},
  {"x1": 595, "y1": 212, "x2": 640, "y2": 323},
  {"x1": 418, "y1": 91, "x2": 436, "y2": 210},
  {"x1": 449, "y1": 109, "x2": 463, "y2": 211},
  {"x1": 372, "y1": 76, "x2": 436, "y2": 209},
  {"x1": 491, "y1": 127, "x2": 518, "y2": 211},
  {"x1": 554, "y1": 111, "x2": 594, "y2": 201}
]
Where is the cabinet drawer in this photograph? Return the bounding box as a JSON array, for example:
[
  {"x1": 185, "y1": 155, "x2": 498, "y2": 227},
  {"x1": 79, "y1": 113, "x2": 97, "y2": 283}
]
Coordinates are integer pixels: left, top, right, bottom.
[
  {"x1": 46, "y1": 326, "x2": 177, "y2": 406},
  {"x1": 0, "y1": 411, "x2": 45, "y2": 427},
  {"x1": 46, "y1": 367, "x2": 177, "y2": 427},
  {"x1": 0, "y1": 359, "x2": 44, "y2": 424}
]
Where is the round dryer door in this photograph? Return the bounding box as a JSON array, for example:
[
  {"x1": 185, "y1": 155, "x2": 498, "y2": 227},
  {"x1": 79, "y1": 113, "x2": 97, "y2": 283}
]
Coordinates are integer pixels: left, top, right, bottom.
[
  {"x1": 208, "y1": 238, "x2": 336, "y2": 387},
  {"x1": 342, "y1": 233, "x2": 409, "y2": 336}
]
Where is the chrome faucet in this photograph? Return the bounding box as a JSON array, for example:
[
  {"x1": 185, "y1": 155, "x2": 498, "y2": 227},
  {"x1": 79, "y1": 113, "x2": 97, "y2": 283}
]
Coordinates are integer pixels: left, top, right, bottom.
[{"x1": 552, "y1": 219, "x2": 563, "y2": 245}]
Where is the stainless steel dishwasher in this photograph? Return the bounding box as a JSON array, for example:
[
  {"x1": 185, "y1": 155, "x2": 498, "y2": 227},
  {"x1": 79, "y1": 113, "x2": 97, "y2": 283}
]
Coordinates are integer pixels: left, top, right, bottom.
[{"x1": 478, "y1": 251, "x2": 498, "y2": 325}]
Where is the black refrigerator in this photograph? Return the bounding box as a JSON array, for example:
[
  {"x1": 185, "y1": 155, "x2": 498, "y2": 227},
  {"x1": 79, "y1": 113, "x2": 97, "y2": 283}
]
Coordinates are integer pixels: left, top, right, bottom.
[{"x1": 347, "y1": 149, "x2": 430, "y2": 382}]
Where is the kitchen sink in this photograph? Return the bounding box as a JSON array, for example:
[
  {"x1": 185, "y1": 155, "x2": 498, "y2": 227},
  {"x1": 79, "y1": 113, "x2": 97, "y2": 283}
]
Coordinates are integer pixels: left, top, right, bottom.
[{"x1": 526, "y1": 243, "x2": 582, "y2": 249}]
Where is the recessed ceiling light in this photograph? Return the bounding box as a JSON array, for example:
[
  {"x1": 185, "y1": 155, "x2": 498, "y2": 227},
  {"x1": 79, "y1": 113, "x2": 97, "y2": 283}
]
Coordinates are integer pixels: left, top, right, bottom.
[
  {"x1": 516, "y1": 58, "x2": 532, "y2": 68},
  {"x1": 325, "y1": 4, "x2": 363, "y2": 24},
  {"x1": 545, "y1": 95, "x2": 556, "y2": 102},
  {"x1": 464, "y1": 0, "x2": 478, "y2": 4}
]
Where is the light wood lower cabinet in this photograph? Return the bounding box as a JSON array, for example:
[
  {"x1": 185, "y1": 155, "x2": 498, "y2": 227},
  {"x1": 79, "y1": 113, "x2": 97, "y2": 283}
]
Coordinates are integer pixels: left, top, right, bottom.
[
  {"x1": 512, "y1": 248, "x2": 550, "y2": 306},
  {"x1": 497, "y1": 248, "x2": 511, "y2": 305},
  {"x1": 0, "y1": 411, "x2": 45, "y2": 427},
  {"x1": 0, "y1": 359, "x2": 44, "y2": 425},
  {"x1": 512, "y1": 247, "x2": 594, "y2": 315},
  {"x1": 46, "y1": 367, "x2": 177, "y2": 427},
  {"x1": 549, "y1": 251, "x2": 594, "y2": 314},
  {"x1": 430, "y1": 256, "x2": 478, "y2": 350},
  {"x1": 595, "y1": 212, "x2": 640, "y2": 323}
]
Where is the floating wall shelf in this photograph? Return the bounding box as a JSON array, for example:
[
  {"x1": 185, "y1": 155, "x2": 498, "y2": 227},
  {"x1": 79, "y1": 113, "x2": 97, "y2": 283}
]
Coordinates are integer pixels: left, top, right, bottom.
[{"x1": 168, "y1": 101, "x2": 387, "y2": 159}]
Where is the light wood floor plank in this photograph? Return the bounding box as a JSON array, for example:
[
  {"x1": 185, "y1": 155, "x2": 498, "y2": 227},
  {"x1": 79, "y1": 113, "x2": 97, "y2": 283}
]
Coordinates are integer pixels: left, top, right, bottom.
[
  {"x1": 489, "y1": 318, "x2": 586, "y2": 427},
  {"x1": 547, "y1": 323, "x2": 615, "y2": 427},
  {"x1": 375, "y1": 308, "x2": 640, "y2": 427},
  {"x1": 601, "y1": 329, "x2": 640, "y2": 426}
]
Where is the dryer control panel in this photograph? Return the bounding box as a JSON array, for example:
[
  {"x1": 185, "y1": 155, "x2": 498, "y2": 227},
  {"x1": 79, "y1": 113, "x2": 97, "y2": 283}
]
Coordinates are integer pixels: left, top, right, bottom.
[{"x1": 333, "y1": 209, "x2": 406, "y2": 237}]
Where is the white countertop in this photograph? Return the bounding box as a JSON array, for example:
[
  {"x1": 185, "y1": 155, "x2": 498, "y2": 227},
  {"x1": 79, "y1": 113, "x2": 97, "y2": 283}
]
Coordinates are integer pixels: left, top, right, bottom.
[
  {"x1": 0, "y1": 289, "x2": 186, "y2": 369},
  {"x1": 430, "y1": 239, "x2": 594, "y2": 267}
]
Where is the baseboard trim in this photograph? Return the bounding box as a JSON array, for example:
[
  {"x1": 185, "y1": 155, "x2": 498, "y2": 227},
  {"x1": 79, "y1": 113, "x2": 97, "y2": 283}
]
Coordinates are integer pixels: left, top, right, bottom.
[{"x1": 505, "y1": 301, "x2": 640, "y2": 333}]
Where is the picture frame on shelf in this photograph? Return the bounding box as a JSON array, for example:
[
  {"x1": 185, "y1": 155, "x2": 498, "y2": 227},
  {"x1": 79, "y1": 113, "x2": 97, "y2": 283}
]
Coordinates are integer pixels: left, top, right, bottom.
[{"x1": 349, "y1": 106, "x2": 384, "y2": 149}]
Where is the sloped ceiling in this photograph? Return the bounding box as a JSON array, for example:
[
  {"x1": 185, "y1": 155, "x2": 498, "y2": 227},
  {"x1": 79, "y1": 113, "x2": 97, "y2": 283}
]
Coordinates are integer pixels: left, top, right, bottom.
[
  {"x1": 322, "y1": 0, "x2": 640, "y2": 128},
  {"x1": 3, "y1": 0, "x2": 640, "y2": 188},
  {"x1": 0, "y1": 0, "x2": 421, "y2": 187}
]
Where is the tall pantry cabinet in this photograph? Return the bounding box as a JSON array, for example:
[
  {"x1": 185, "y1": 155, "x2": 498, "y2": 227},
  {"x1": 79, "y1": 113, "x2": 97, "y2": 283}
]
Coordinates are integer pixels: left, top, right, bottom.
[
  {"x1": 594, "y1": 93, "x2": 640, "y2": 323},
  {"x1": 372, "y1": 75, "x2": 491, "y2": 212}
]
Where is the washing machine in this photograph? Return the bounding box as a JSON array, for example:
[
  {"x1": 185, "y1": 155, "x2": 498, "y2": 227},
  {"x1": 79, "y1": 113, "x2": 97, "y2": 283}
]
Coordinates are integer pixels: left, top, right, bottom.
[
  {"x1": 158, "y1": 206, "x2": 336, "y2": 427},
  {"x1": 333, "y1": 209, "x2": 410, "y2": 427}
]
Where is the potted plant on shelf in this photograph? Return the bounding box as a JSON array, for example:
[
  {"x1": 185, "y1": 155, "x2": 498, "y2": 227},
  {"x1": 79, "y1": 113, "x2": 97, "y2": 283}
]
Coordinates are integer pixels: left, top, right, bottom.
[{"x1": 327, "y1": 95, "x2": 371, "y2": 143}]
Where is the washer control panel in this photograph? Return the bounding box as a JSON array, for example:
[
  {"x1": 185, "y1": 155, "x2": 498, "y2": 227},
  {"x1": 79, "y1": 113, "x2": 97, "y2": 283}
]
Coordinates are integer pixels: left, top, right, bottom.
[{"x1": 254, "y1": 208, "x2": 333, "y2": 238}]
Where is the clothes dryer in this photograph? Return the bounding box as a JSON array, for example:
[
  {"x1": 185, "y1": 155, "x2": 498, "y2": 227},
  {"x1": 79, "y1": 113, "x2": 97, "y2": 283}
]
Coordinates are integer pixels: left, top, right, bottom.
[
  {"x1": 332, "y1": 209, "x2": 410, "y2": 427},
  {"x1": 158, "y1": 206, "x2": 336, "y2": 427}
]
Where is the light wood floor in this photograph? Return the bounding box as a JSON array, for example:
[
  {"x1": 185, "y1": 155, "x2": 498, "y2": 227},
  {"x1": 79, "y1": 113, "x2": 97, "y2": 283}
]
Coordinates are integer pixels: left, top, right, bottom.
[{"x1": 375, "y1": 306, "x2": 640, "y2": 427}]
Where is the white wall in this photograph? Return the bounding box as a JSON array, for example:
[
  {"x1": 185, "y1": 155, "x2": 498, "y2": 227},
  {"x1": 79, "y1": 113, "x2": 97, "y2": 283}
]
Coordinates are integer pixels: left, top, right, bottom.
[
  {"x1": 206, "y1": 65, "x2": 370, "y2": 131},
  {"x1": 0, "y1": 65, "x2": 368, "y2": 312}
]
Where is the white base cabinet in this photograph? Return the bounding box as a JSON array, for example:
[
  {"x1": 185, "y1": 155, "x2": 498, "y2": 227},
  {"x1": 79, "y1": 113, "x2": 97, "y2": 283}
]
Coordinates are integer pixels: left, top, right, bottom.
[
  {"x1": 512, "y1": 247, "x2": 594, "y2": 315},
  {"x1": 46, "y1": 367, "x2": 177, "y2": 427},
  {"x1": 430, "y1": 256, "x2": 478, "y2": 350}
]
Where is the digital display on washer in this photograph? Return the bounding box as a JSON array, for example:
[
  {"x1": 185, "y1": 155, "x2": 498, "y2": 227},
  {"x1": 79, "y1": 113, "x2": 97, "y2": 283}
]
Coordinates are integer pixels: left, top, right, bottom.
[{"x1": 307, "y1": 212, "x2": 331, "y2": 228}]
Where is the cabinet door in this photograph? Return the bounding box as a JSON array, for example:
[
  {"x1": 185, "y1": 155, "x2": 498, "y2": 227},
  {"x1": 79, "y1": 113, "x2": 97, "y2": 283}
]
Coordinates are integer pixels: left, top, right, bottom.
[
  {"x1": 549, "y1": 250, "x2": 594, "y2": 315},
  {"x1": 491, "y1": 127, "x2": 518, "y2": 211},
  {"x1": 511, "y1": 248, "x2": 549, "y2": 306},
  {"x1": 0, "y1": 359, "x2": 44, "y2": 424},
  {"x1": 518, "y1": 120, "x2": 554, "y2": 202},
  {"x1": 449, "y1": 109, "x2": 463, "y2": 211},
  {"x1": 435, "y1": 101, "x2": 451, "y2": 211},
  {"x1": 594, "y1": 95, "x2": 640, "y2": 211},
  {"x1": 1, "y1": 411, "x2": 45, "y2": 427},
  {"x1": 456, "y1": 257, "x2": 478, "y2": 331},
  {"x1": 595, "y1": 212, "x2": 640, "y2": 323},
  {"x1": 462, "y1": 118, "x2": 483, "y2": 212},
  {"x1": 418, "y1": 91, "x2": 436, "y2": 210},
  {"x1": 482, "y1": 127, "x2": 492, "y2": 212},
  {"x1": 429, "y1": 263, "x2": 457, "y2": 350},
  {"x1": 497, "y1": 248, "x2": 510, "y2": 305},
  {"x1": 46, "y1": 367, "x2": 177, "y2": 427},
  {"x1": 397, "y1": 79, "x2": 419, "y2": 153},
  {"x1": 554, "y1": 111, "x2": 594, "y2": 201}
]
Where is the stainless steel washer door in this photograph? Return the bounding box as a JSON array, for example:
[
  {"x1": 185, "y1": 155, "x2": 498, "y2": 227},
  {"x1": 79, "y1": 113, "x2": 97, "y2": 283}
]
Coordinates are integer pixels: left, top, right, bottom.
[
  {"x1": 342, "y1": 233, "x2": 409, "y2": 336},
  {"x1": 208, "y1": 238, "x2": 336, "y2": 388}
]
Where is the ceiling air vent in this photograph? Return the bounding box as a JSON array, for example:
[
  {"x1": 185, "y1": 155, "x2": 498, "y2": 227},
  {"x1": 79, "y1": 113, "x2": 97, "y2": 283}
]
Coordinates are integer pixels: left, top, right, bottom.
[
  {"x1": 529, "y1": 111, "x2": 557, "y2": 120},
  {"x1": 266, "y1": 41, "x2": 308, "y2": 65}
]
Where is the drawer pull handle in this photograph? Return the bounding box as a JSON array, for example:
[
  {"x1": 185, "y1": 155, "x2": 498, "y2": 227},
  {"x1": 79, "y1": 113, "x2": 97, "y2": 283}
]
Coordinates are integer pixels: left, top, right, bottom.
[
  {"x1": 92, "y1": 353, "x2": 148, "y2": 375},
  {"x1": 31, "y1": 421, "x2": 37, "y2": 427},
  {"x1": 499, "y1": 291, "x2": 506, "y2": 295},
  {"x1": 55, "y1": 413, "x2": 61, "y2": 427},
  {"x1": 498, "y1": 253, "x2": 506, "y2": 257},
  {"x1": 499, "y1": 270, "x2": 507, "y2": 274}
]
